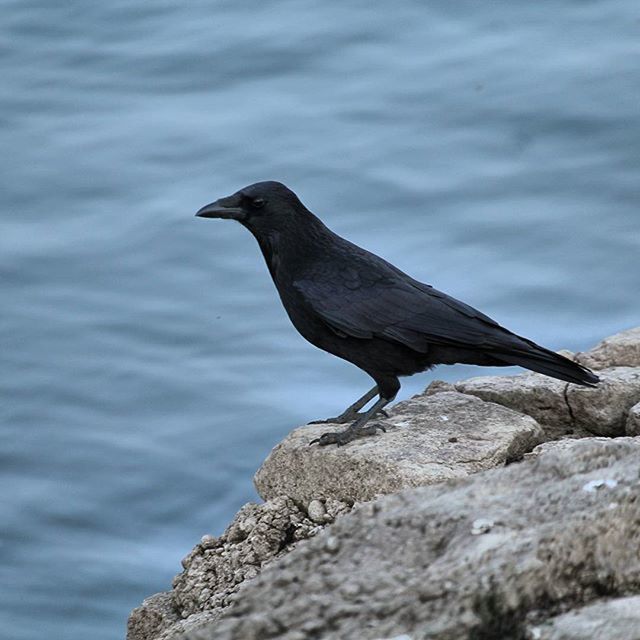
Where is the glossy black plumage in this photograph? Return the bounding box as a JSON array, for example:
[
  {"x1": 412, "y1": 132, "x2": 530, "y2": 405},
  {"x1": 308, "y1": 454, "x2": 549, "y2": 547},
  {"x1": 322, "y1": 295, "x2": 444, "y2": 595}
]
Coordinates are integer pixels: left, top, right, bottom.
[{"x1": 196, "y1": 181, "x2": 599, "y2": 445}]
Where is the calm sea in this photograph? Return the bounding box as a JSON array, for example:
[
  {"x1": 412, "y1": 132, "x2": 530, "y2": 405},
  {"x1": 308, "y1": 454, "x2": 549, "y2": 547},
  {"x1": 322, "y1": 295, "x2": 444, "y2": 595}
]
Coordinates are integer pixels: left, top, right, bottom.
[{"x1": 1, "y1": 2, "x2": 638, "y2": 638}]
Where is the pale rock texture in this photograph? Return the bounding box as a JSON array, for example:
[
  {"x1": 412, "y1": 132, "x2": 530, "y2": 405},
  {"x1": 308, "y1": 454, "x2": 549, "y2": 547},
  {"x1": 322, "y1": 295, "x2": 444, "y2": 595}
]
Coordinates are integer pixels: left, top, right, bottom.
[
  {"x1": 625, "y1": 401, "x2": 640, "y2": 436},
  {"x1": 172, "y1": 496, "x2": 349, "y2": 619},
  {"x1": 128, "y1": 496, "x2": 349, "y2": 640},
  {"x1": 128, "y1": 327, "x2": 640, "y2": 640},
  {"x1": 523, "y1": 436, "x2": 613, "y2": 459},
  {"x1": 183, "y1": 437, "x2": 640, "y2": 640},
  {"x1": 127, "y1": 593, "x2": 179, "y2": 640},
  {"x1": 455, "y1": 372, "x2": 573, "y2": 429},
  {"x1": 127, "y1": 595, "x2": 218, "y2": 640},
  {"x1": 456, "y1": 366, "x2": 640, "y2": 437},
  {"x1": 527, "y1": 595, "x2": 640, "y2": 640},
  {"x1": 566, "y1": 367, "x2": 640, "y2": 436},
  {"x1": 576, "y1": 326, "x2": 640, "y2": 369},
  {"x1": 254, "y1": 390, "x2": 544, "y2": 503}
]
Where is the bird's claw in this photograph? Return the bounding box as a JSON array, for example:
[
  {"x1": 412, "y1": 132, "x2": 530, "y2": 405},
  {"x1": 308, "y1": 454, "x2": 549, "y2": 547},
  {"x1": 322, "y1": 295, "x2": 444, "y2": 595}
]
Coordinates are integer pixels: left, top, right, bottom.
[
  {"x1": 309, "y1": 422, "x2": 386, "y2": 447},
  {"x1": 309, "y1": 432, "x2": 345, "y2": 446},
  {"x1": 360, "y1": 422, "x2": 386, "y2": 436}
]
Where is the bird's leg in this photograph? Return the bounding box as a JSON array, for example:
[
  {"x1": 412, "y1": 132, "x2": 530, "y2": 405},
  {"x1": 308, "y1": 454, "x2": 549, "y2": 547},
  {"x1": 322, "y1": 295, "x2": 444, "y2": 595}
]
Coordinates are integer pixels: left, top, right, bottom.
[
  {"x1": 310, "y1": 396, "x2": 391, "y2": 447},
  {"x1": 309, "y1": 385, "x2": 386, "y2": 424}
]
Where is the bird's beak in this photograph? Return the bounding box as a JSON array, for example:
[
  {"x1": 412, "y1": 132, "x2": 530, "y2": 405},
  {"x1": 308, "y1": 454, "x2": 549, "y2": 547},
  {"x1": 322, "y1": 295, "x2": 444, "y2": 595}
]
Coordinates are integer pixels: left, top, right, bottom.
[{"x1": 195, "y1": 198, "x2": 245, "y2": 221}]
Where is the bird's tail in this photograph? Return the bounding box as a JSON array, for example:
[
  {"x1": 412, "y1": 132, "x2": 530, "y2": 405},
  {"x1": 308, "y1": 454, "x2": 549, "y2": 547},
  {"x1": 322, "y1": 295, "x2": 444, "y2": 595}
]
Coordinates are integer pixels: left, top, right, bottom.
[{"x1": 492, "y1": 341, "x2": 600, "y2": 387}]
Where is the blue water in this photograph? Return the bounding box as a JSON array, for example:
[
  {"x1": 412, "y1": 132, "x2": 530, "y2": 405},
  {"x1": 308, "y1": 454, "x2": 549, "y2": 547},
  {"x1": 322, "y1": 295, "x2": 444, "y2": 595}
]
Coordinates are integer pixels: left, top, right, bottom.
[{"x1": 1, "y1": 2, "x2": 639, "y2": 638}]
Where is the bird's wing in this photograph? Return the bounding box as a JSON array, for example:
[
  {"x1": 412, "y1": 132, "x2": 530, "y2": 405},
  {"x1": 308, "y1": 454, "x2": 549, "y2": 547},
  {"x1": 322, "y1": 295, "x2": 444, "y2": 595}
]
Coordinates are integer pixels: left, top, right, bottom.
[{"x1": 293, "y1": 266, "x2": 518, "y2": 354}]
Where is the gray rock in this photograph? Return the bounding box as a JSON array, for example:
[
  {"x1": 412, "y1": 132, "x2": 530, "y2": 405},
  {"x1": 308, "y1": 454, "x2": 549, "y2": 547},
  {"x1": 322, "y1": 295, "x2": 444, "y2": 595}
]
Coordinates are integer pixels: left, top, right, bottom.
[
  {"x1": 306, "y1": 499, "x2": 327, "y2": 523},
  {"x1": 127, "y1": 596, "x2": 218, "y2": 640},
  {"x1": 576, "y1": 326, "x2": 640, "y2": 369},
  {"x1": 625, "y1": 401, "x2": 640, "y2": 436},
  {"x1": 524, "y1": 436, "x2": 613, "y2": 460},
  {"x1": 254, "y1": 391, "x2": 544, "y2": 503},
  {"x1": 455, "y1": 372, "x2": 573, "y2": 429},
  {"x1": 172, "y1": 496, "x2": 341, "y2": 621},
  {"x1": 182, "y1": 437, "x2": 640, "y2": 640},
  {"x1": 566, "y1": 367, "x2": 640, "y2": 436},
  {"x1": 129, "y1": 496, "x2": 350, "y2": 640},
  {"x1": 527, "y1": 595, "x2": 640, "y2": 640},
  {"x1": 127, "y1": 593, "x2": 179, "y2": 640},
  {"x1": 130, "y1": 328, "x2": 640, "y2": 640},
  {"x1": 159, "y1": 613, "x2": 220, "y2": 640},
  {"x1": 456, "y1": 367, "x2": 640, "y2": 437}
]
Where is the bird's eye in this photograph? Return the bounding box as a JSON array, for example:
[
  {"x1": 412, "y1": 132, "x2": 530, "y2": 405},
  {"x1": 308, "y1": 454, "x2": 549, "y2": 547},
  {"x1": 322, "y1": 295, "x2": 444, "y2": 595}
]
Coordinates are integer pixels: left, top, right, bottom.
[{"x1": 252, "y1": 198, "x2": 266, "y2": 209}]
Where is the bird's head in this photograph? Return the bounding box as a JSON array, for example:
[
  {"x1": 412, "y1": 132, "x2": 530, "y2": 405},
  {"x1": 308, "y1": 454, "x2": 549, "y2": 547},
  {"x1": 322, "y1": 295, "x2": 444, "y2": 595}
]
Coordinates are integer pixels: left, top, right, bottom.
[{"x1": 195, "y1": 181, "x2": 308, "y2": 235}]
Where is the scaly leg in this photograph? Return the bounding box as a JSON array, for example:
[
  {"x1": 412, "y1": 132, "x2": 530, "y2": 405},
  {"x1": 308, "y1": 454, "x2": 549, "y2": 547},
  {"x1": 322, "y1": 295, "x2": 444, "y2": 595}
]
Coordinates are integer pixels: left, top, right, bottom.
[{"x1": 309, "y1": 385, "x2": 387, "y2": 424}]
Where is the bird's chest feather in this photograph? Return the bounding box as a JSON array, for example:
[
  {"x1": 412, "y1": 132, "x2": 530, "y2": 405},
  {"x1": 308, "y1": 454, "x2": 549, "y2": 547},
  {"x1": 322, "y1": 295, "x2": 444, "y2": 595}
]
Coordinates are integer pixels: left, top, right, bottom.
[
  {"x1": 259, "y1": 232, "x2": 372, "y2": 349},
  {"x1": 274, "y1": 275, "x2": 327, "y2": 342}
]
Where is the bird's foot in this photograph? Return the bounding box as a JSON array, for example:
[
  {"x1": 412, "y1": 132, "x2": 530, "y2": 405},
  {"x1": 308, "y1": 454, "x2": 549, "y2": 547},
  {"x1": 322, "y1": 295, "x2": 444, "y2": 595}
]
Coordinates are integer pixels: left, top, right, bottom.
[
  {"x1": 309, "y1": 408, "x2": 389, "y2": 425},
  {"x1": 309, "y1": 423, "x2": 386, "y2": 447}
]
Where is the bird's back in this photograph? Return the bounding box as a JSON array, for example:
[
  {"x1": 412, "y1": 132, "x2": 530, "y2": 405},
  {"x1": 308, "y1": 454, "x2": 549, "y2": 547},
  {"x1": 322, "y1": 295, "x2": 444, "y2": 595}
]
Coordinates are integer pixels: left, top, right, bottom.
[{"x1": 276, "y1": 226, "x2": 597, "y2": 387}]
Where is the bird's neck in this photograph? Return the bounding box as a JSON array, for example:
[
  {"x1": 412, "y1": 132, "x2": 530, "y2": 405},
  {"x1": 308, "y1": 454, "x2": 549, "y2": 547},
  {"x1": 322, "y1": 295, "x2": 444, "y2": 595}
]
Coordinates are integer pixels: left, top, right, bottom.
[{"x1": 252, "y1": 213, "x2": 333, "y2": 285}]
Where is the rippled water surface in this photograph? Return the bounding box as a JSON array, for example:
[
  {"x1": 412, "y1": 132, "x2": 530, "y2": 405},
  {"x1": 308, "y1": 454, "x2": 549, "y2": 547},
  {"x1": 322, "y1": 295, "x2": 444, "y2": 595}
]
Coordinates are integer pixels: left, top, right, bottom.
[{"x1": 1, "y1": 2, "x2": 639, "y2": 638}]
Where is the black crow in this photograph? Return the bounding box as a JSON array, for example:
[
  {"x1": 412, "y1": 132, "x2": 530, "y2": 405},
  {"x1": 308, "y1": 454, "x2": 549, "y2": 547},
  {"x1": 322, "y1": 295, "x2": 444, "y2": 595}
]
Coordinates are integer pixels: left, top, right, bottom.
[{"x1": 196, "y1": 181, "x2": 599, "y2": 446}]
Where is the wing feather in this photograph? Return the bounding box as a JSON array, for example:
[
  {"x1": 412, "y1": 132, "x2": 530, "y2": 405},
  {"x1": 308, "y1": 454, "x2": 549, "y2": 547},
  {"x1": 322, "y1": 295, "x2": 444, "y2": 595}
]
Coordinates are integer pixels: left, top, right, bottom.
[{"x1": 293, "y1": 268, "x2": 517, "y2": 354}]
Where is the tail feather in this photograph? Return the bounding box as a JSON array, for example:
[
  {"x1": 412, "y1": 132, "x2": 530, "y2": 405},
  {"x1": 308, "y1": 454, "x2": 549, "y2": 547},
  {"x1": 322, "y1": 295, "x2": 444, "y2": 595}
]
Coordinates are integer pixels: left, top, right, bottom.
[{"x1": 493, "y1": 344, "x2": 599, "y2": 387}]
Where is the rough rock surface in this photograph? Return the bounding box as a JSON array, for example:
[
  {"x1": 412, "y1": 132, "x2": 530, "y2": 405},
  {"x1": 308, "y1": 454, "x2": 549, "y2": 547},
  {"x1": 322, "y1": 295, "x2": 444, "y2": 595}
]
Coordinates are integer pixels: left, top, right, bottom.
[
  {"x1": 523, "y1": 436, "x2": 614, "y2": 460},
  {"x1": 129, "y1": 327, "x2": 640, "y2": 640},
  {"x1": 455, "y1": 373, "x2": 573, "y2": 429},
  {"x1": 456, "y1": 366, "x2": 640, "y2": 437},
  {"x1": 128, "y1": 593, "x2": 179, "y2": 640},
  {"x1": 576, "y1": 326, "x2": 640, "y2": 369},
  {"x1": 128, "y1": 496, "x2": 349, "y2": 640},
  {"x1": 173, "y1": 496, "x2": 349, "y2": 617},
  {"x1": 626, "y1": 401, "x2": 640, "y2": 436},
  {"x1": 527, "y1": 595, "x2": 640, "y2": 640},
  {"x1": 254, "y1": 390, "x2": 544, "y2": 503},
  {"x1": 127, "y1": 595, "x2": 220, "y2": 640},
  {"x1": 183, "y1": 437, "x2": 640, "y2": 640},
  {"x1": 568, "y1": 367, "x2": 640, "y2": 436}
]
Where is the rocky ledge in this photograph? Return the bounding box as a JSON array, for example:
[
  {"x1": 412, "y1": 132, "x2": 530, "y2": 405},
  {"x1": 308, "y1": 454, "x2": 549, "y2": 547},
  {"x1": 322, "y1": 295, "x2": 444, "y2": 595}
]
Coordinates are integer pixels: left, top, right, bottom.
[{"x1": 128, "y1": 326, "x2": 640, "y2": 640}]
